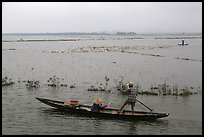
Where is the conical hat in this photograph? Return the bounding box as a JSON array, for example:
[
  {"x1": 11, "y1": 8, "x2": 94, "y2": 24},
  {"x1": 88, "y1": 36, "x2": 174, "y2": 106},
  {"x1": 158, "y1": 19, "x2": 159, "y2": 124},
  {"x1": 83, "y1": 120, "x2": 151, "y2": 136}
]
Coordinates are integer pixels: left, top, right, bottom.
[
  {"x1": 94, "y1": 98, "x2": 103, "y2": 104},
  {"x1": 128, "y1": 81, "x2": 134, "y2": 86}
]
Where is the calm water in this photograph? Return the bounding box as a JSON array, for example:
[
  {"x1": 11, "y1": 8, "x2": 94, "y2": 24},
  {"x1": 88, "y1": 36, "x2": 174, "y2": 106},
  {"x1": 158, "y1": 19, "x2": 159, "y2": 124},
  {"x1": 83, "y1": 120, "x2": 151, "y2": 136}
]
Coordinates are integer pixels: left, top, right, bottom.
[{"x1": 2, "y1": 34, "x2": 202, "y2": 135}]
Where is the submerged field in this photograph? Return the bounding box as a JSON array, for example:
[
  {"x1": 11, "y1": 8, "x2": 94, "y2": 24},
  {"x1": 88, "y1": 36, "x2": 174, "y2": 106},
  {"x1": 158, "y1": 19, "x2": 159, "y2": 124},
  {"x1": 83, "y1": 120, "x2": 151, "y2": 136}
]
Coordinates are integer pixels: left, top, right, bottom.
[{"x1": 2, "y1": 34, "x2": 202, "y2": 135}]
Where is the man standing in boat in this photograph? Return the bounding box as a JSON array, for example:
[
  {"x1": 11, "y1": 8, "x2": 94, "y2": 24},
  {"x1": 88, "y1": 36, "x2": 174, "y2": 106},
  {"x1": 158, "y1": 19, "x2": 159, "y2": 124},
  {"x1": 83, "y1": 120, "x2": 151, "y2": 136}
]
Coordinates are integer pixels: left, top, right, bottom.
[{"x1": 119, "y1": 82, "x2": 137, "y2": 114}]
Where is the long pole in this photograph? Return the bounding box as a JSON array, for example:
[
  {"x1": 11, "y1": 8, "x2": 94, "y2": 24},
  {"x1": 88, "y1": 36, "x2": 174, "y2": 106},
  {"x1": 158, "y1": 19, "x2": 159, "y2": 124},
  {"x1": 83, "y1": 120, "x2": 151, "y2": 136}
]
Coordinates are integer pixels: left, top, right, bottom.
[{"x1": 136, "y1": 99, "x2": 153, "y2": 112}]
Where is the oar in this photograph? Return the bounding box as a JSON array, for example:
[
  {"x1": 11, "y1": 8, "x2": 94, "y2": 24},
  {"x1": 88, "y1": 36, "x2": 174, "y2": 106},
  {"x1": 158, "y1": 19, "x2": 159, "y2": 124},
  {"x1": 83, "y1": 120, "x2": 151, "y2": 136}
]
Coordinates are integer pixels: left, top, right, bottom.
[{"x1": 136, "y1": 99, "x2": 153, "y2": 112}]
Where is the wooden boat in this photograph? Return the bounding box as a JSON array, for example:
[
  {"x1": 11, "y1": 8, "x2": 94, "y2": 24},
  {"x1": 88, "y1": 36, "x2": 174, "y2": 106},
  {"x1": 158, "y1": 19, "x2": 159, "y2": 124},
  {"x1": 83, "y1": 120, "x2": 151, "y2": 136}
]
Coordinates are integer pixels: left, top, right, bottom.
[
  {"x1": 178, "y1": 43, "x2": 188, "y2": 46},
  {"x1": 36, "y1": 97, "x2": 169, "y2": 121}
]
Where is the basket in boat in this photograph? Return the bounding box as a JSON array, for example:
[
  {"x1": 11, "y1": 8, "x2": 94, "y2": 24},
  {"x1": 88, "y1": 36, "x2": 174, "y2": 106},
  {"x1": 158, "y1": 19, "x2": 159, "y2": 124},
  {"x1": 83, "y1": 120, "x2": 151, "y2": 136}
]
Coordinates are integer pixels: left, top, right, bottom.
[{"x1": 64, "y1": 100, "x2": 79, "y2": 105}]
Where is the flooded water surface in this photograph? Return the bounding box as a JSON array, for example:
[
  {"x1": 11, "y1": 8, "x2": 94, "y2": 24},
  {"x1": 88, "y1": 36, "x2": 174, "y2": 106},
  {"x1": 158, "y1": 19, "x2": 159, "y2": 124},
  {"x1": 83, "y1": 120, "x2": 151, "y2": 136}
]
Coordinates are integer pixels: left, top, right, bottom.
[{"x1": 2, "y1": 34, "x2": 202, "y2": 135}]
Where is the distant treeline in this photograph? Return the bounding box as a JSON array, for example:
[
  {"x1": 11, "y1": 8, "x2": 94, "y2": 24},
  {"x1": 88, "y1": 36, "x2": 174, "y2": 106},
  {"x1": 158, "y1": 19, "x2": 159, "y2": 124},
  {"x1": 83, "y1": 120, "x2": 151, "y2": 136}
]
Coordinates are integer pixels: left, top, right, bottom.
[
  {"x1": 2, "y1": 32, "x2": 202, "y2": 36},
  {"x1": 2, "y1": 32, "x2": 136, "y2": 36}
]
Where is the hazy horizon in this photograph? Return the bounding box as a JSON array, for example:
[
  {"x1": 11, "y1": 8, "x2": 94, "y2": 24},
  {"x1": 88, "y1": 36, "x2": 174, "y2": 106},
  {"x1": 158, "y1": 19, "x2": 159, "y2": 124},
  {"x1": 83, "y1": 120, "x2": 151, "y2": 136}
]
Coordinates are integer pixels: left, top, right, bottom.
[
  {"x1": 2, "y1": 31, "x2": 202, "y2": 35},
  {"x1": 2, "y1": 2, "x2": 202, "y2": 34}
]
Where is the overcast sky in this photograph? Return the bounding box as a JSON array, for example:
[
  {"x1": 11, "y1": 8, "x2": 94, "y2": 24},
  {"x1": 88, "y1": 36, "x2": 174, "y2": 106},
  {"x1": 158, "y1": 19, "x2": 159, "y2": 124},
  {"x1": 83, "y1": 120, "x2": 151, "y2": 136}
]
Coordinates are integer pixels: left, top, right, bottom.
[{"x1": 2, "y1": 2, "x2": 202, "y2": 33}]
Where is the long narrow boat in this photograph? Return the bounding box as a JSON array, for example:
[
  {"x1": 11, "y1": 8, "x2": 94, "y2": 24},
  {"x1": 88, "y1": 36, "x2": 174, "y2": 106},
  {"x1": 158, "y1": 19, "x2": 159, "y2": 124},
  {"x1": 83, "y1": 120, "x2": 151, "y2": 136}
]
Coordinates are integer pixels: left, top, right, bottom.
[{"x1": 36, "y1": 97, "x2": 169, "y2": 121}]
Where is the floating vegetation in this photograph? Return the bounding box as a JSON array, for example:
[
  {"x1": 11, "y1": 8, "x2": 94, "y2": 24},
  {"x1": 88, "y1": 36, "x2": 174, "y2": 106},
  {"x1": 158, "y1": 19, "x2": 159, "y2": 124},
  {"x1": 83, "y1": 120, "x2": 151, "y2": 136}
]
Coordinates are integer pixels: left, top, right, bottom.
[
  {"x1": 172, "y1": 85, "x2": 198, "y2": 96},
  {"x1": 2, "y1": 74, "x2": 200, "y2": 97},
  {"x1": 70, "y1": 84, "x2": 76, "y2": 88},
  {"x1": 25, "y1": 80, "x2": 40, "y2": 88},
  {"x1": 115, "y1": 78, "x2": 199, "y2": 96},
  {"x1": 2, "y1": 35, "x2": 201, "y2": 43},
  {"x1": 177, "y1": 89, "x2": 193, "y2": 96},
  {"x1": 2, "y1": 48, "x2": 16, "y2": 50},
  {"x1": 47, "y1": 76, "x2": 59, "y2": 87},
  {"x1": 42, "y1": 45, "x2": 171, "y2": 54},
  {"x1": 48, "y1": 75, "x2": 60, "y2": 87},
  {"x1": 47, "y1": 75, "x2": 67, "y2": 87},
  {"x1": 148, "y1": 82, "x2": 172, "y2": 95},
  {"x1": 2, "y1": 38, "x2": 80, "y2": 42},
  {"x1": 2, "y1": 36, "x2": 144, "y2": 43},
  {"x1": 116, "y1": 76, "x2": 128, "y2": 93},
  {"x1": 41, "y1": 45, "x2": 202, "y2": 62},
  {"x1": 125, "y1": 51, "x2": 165, "y2": 58},
  {"x1": 87, "y1": 76, "x2": 111, "y2": 92},
  {"x1": 175, "y1": 57, "x2": 201, "y2": 62},
  {"x1": 2, "y1": 76, "x2": 15, "y2": 86},
  {"x1": 154, "y1": 36, "x2": 202, "y2": 39},
  {"x1": 142, "y1": 83, "x2": 198, "y2": 96},
  {"x1": 87, "y1": 85, "x2": 105, "y2": 91},
  {"x1": 139, "y1": 91, "x2": 158, "y2": 95},
  {"x1": 60, "y1": 84, "x2": 68, "y2": 87}
]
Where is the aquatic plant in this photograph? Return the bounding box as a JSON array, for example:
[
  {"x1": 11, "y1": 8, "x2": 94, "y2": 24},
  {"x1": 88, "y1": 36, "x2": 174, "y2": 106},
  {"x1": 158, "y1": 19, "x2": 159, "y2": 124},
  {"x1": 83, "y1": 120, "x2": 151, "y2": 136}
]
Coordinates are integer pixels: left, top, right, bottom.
[
  {"x1": 116, "y1": 80, "x2": 197, "y2": 97},
  {"x1": 115, "y1": 76, "x2": 128, "y2": 93},
  {"x1": 2, "y1": 76, "x2": 15, "y2": 86},
  {"x1": 43, "y1": 45, "x2": 171, "y2": 54},
  {"x1": 47, "y1": 75, "x2": 68, "y2": 87},
  {"x1": 70, "y1": 84, "x2": 76, "y2": 88},
  {"x1": 87, "y1": 85, "x2": 105, "y2": 91},
  {"x1": 47, "y1": 75, "x2": 61, "y2": 87},
  {"x1": 25, "y1": 80, "x2": 40, "y2": 88},
  {"x1": 87, "y1": 76, "x2": 111, "y2": 92},
  {"x1": 178, "y1": 89, "x2": 193, "y2": 96},
  {"x1": 140, "y1": 91, "x2": 158, "y2": 95}
]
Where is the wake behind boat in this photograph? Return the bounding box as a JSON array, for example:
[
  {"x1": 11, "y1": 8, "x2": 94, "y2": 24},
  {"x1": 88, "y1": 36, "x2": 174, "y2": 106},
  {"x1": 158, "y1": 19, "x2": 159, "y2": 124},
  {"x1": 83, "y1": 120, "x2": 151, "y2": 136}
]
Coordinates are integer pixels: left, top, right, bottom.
[{"x1": 36, "y1": 97, "x2": 169, "y2": 121}]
